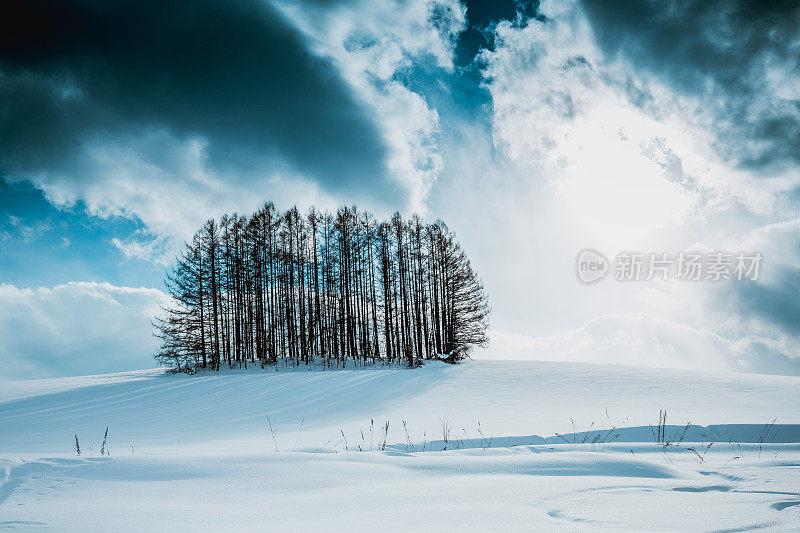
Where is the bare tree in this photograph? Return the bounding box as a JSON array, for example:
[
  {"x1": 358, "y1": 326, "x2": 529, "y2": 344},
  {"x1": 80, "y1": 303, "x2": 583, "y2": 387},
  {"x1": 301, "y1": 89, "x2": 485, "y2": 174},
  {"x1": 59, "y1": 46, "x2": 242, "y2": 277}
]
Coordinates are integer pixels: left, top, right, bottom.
[{"x1": 154, "y1": 203, "x2": 489, "y2": 370}]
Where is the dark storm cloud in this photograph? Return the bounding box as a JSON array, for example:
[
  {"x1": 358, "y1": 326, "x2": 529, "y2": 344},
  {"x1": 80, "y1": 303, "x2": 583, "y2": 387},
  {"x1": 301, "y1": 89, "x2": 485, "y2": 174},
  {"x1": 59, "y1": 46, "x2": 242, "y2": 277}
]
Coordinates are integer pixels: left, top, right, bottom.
[
  {"x1": 579, "y1": 0, "x2": 800, "y2": 172},
  {"x1": 0, "y1": 0, "x2": 395, "y2": 196}
]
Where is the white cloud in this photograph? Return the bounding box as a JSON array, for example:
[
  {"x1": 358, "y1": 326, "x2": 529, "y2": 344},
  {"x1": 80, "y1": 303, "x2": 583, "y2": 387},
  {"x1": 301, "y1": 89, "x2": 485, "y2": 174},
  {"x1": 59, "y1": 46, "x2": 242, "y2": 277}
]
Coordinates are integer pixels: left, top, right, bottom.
[
  {"x1": 25, "y1": 128, "x2": 335, "y2": 263},
  {"x1": 479, "y1": 0, "x2": 800, "y2": 245},
  {"x1": 734, "y1": 217, "x2": 800, "y2": 286},
  {"x1": 480, "y1": 313, "x2": 799, "y2": 374},
  {"x1": 273, "y1": 0, "x2": 466, "y2": 213},
  {"x1": 2, "y1": 215, "x2": 50, "y2": 243},
  {"x1": 0, "y1": 282, "x2": 168, "y2": 380},
  {"x1": 431, "y1": 0, "x2": 800, "y2": 376},
  {"x1": 480, "y1": 16, "x2": 692, "y2": 245},
  {"x1": 111, "y1": 230, "x2": 177, "y2": 266}
]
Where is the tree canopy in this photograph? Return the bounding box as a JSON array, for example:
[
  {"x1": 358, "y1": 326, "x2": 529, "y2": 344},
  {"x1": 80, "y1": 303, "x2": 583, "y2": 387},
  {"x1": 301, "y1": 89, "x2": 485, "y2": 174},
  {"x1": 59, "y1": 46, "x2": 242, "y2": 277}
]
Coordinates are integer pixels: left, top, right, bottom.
[{"x1": 154, "y1": 203, "x2": 489, "y2": 371}]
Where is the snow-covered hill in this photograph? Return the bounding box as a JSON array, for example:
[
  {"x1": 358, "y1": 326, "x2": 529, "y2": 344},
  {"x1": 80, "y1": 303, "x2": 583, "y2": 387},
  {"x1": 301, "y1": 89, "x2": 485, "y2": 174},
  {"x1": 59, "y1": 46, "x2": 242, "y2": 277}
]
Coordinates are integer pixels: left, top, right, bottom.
[{"x1": 1, "y1": 360, "x2": 799, "y2": 530}]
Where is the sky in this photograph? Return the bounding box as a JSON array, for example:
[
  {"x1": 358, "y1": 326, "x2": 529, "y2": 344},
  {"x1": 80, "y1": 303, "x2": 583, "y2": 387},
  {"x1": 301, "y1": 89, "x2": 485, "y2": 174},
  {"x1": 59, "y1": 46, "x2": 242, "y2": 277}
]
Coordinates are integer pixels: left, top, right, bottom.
[{"x1": 1, "y1": 0, "x2": 799, "y2": 379}]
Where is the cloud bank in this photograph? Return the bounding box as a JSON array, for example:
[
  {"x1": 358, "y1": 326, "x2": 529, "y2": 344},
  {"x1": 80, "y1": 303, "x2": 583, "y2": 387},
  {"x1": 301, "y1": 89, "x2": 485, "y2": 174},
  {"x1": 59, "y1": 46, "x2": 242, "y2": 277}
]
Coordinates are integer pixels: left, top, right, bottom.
[{"x1": 0, "y1": 282, "x2": 167, "y2": 380}]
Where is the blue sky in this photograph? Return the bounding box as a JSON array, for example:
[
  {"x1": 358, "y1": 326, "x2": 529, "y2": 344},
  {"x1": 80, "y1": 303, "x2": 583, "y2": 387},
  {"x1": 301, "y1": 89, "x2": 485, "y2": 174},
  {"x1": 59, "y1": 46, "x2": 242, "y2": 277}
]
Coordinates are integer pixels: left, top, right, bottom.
[
  {"x1": 0, "y1": 180, "x2": 163, "y2": 288},
  {"x1": 1, "y1": 0, "x2": 799, "y2": 378}
]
